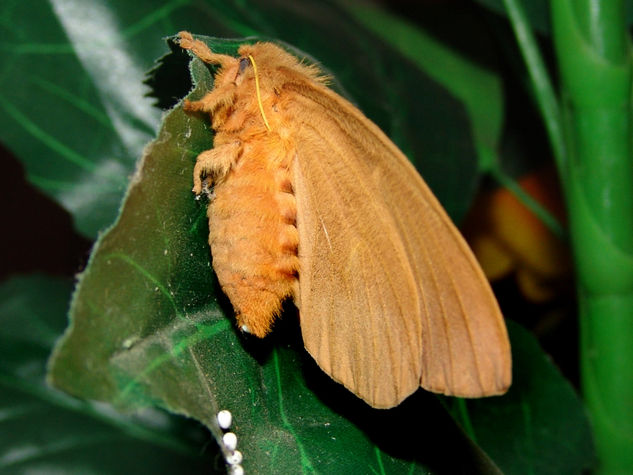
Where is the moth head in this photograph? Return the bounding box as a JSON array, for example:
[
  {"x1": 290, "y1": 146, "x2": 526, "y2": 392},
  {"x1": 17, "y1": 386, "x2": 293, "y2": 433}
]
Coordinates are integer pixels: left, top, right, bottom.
[{"x1": 235, "y1": 42, "x2": 318, "y2": 92}]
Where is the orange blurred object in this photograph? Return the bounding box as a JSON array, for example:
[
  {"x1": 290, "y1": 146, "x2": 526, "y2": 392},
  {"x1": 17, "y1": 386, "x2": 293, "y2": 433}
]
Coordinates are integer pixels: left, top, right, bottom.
[{"x1": 462, "y1": 166, "x2": 570, "y2": 302}]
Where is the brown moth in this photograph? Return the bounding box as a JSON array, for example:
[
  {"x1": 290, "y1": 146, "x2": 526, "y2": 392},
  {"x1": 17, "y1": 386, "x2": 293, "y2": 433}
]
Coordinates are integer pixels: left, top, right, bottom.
[{"x1": 178, "y1": 31, "x2": 511, "y2": 409}]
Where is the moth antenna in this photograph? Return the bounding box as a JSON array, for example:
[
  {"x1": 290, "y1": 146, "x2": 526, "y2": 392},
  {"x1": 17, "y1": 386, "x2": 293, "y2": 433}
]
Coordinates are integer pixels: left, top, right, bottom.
[{"x1": 248, "y1": 55, "x2": 272, "y2": 132}]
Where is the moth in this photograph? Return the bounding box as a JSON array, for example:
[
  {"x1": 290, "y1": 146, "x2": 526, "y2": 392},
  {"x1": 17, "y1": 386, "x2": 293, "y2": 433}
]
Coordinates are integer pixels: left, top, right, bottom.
[{"x1": 178, "y1": 31, "x2": 511, "y2": 408}]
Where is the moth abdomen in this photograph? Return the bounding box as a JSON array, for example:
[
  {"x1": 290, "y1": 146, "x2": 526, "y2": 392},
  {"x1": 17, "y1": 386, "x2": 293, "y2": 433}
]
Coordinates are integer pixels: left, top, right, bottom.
[{"x1": 206, "y1": 135, "x2": 298, "y2": 338}]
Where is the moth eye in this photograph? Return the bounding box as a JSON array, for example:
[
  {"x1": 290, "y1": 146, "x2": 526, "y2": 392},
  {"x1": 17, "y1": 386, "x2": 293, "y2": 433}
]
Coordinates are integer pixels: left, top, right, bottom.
[{"x1": 238, "y1": 57, "x2": 250, "y2": 74}]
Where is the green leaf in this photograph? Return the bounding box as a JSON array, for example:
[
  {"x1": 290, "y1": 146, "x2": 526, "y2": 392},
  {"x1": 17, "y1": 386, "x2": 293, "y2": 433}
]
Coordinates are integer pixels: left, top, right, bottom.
[
  {"x1": 475, "y1": 0, "x2": 552, "y2": 33},
  {"x1": 0, "y1": 274, "x2": 215, "y2": 474},
  {"x1": 0, "y1": 0, "x2": 158, "y2": 238},
  {"x1": 444, "y1": 321, "x2": 595, "y2": 475},
  {"x1": 342, "y1": 2, "x2": 504, "y2": 174},
  {"x1": 475, "y1": 0, "x2": 633, "y2": 35}
]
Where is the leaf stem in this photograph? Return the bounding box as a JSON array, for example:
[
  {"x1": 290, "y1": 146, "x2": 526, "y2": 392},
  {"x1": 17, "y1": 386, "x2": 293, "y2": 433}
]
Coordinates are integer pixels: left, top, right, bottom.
[
  {"x1": 551, "y1": 1, "x2": 633, "y2": 472},
  {"x1": 502, "y1": 0, "x2": 567, "y2": 176},
  {"x1": 490, "y1": 166, "x2": 565, "y2": 240}
]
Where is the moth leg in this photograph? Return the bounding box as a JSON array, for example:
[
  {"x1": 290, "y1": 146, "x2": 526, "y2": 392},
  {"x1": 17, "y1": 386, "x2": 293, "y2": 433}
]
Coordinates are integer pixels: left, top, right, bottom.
[
  {"x1": 183, "y1": 85, "x2": 235, "y2": 115},
  {"x1": 178, "y1": 31, "x2": 234, "y2": 68},
  {"x1": 193, "y1": 142, "x2": 240, "y2": 195}
]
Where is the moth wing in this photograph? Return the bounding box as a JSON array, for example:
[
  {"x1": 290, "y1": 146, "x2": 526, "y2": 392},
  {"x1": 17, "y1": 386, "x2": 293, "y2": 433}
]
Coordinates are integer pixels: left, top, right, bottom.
[{"x1": 287, "y1": 82, "x2": 511, "y2": 408}]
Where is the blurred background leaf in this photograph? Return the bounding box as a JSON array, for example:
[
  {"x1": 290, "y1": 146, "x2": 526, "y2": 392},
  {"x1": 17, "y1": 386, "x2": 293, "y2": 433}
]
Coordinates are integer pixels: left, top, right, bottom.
[
  {"x1": 0, "y1": 274, "x2": 217, "y2": 474},
  {"x1": 474, "y1": 0, "x2": 633, "y2": 34}
]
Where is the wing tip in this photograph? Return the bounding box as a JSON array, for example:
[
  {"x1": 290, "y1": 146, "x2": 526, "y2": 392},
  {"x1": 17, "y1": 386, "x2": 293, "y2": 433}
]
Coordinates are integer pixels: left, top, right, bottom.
[{"x1": 420, "y1": 362, "x2": 513, "y2": 398}]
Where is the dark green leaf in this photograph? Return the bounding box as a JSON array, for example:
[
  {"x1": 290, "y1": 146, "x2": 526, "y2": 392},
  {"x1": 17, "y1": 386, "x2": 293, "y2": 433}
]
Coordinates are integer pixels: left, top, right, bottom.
[
  {"x1": 443, "y1": 321, "x2": 595, "y2": 475},
  {"x1": 474, "y1": 0, "x2": 551, "y2": 33},
  {"x1": 342, "y1": 2, "x2": 504, "y2": 174},
  {"x1": 0, "y1": 274, "x2": 215, "y2": 474},
  {"x1": 474, "y1": 0, "x2": 633, "y2": 35}
]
